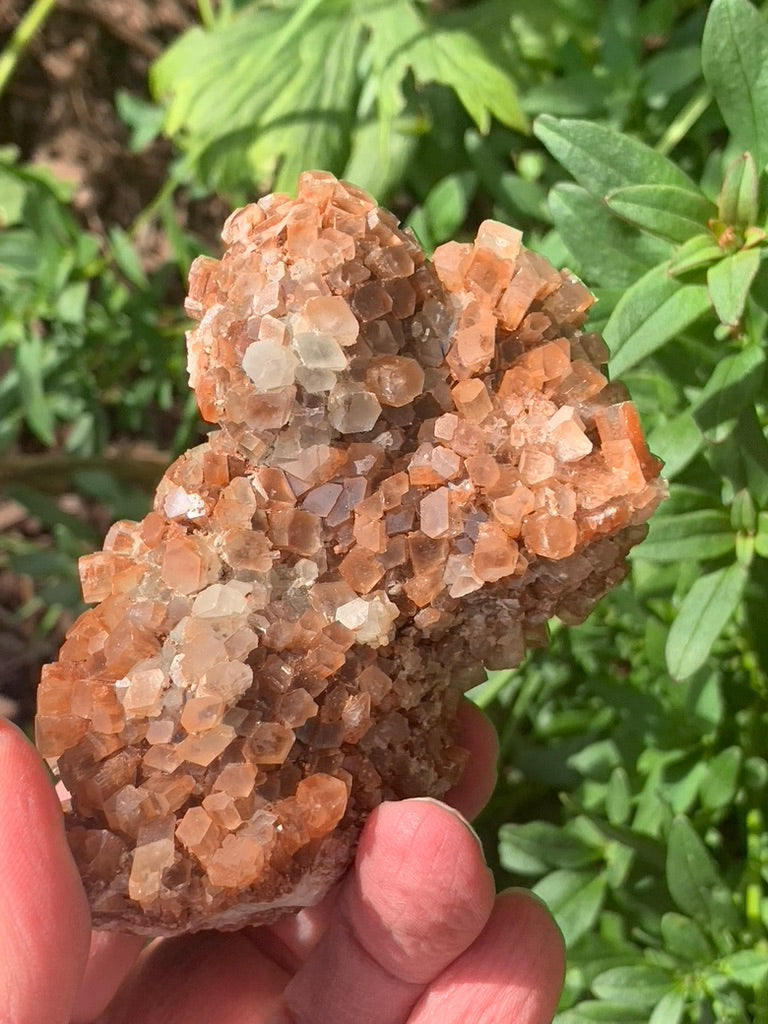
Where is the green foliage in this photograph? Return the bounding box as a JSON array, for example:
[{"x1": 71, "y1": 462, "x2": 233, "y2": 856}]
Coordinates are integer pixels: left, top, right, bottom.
[
  {"x1": 474, "y1": 2, "x2": 768, "y2": 1020},
  {"x1": 149, "y1": 0, "x2": 526, "y2": 203},
  {"x1": 0, "y1": 150, "x2": 194, "y2": 457}
]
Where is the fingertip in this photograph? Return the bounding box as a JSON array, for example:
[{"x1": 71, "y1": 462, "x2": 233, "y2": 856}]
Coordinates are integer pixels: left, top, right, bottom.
[
  {"x1": 71, "y1": 931, "x2": 146, "y2": 1023},
  {"x1": 407, "y1": 887, "x2": 565, "y2": 1024},
  {"x1": 444, "y1": 700, "x2": 498, "y2": 821},
  {"x1": 350, "y1": 798, "x2": 495, "y2": 982},
  {"x1": 0, "y1": 718, "x2": 91, "y2": 1024},
  {"x1": 281, "y1": 797, "x2": 498, "y2": 1024}
]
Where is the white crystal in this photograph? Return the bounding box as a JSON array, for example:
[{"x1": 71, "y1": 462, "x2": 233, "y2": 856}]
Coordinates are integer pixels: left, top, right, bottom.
[
  {"x1": 242, "y1": 341, "x2": 297, "y2": 391},
  {"x1": 293, "y1": 332, "x2": 348, "y2": 371},
  {"x1": 192, "y1": 581, "x2": 252, "y2": 618}
]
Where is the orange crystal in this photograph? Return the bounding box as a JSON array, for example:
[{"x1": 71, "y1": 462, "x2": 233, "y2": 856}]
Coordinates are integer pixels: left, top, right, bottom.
[{"x1": 35, "y1": 171, "x2": 664, "y2": 936}]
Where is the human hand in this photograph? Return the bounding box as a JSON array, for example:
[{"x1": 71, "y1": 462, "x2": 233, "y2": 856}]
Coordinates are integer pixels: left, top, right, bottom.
[{"x1": 0, "y1": 707, "x2": 563, "y2": 1024}]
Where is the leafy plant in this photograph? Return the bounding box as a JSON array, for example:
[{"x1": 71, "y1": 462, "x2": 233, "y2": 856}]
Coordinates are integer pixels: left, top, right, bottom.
[
  {"x1": 0, "y1": 150, "x2": 195, "y2": 458},
  {"x1": 472, "y1": 1, "x2": 768, "y2": 1019},
  {"x1": 148, "y1": 0, "x2": 527, "y2": 205}
]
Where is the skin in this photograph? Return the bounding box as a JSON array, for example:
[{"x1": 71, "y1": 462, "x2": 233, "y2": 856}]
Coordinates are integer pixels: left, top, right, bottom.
[{"x1": 0, "y1": 705, "x2": 564, "y2": 1024}]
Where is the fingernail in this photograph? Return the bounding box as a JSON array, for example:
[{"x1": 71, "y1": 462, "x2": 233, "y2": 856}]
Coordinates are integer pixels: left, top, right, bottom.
[{"x1": 405, "y1": 796, "x2": 485, "y2": 854}]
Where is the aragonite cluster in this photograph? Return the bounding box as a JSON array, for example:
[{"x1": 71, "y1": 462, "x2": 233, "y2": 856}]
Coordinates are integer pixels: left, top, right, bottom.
[{"x1": 35, "y1": 171, "x2": 664, "y2": 936}]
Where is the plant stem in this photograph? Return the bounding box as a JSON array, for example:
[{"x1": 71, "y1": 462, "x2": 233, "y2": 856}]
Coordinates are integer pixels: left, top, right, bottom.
[
  {"x1": 0, "y1": 0, "x2": 58, "y2": 102},
  {"x1": 196, "y1": 0, "x2": 216, "y2": 30},
  {"x1": 656, "y1": 88, "x2": 712, "y2": 157}
]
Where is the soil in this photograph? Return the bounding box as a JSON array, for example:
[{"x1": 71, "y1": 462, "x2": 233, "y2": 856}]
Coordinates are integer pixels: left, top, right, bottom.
[{"x1": 0, "y1": 0, "x2": 209, "y2": 728}]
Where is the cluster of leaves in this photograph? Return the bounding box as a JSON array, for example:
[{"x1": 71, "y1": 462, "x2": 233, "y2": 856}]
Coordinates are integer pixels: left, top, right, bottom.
[
  {"x1": 3, "y1": 0, "x2": 768, "y2": 1019},
  {"x1": 471, "y1": 0, "x2": 768, "y2": 1020},
  {"x1": 0, "y1": 151, "x2": 194, "y2": 458}
]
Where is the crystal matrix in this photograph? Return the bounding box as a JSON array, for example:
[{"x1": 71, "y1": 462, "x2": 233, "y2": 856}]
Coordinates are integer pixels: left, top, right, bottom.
[{"x1": 36, "y1": 171, "x2": 664, "y2": 935}]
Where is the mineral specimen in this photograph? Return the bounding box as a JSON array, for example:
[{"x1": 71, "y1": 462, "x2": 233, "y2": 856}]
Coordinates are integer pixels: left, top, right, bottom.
[{"x1": 35, "y1": 171, "x2": 664, "y2": 936}]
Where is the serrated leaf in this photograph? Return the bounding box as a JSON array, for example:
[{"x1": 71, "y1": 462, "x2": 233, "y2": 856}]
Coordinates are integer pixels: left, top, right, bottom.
[
  {"x1": 718, "y1": 151, "x2": 760, "y2": 226},
  {"x1": 591, "y1": 966, "x2": 674, "y2": 1010},
  {"x1": 702, "y1": 0, "x2": 768, "y2": 171},
  {"x1": 533, "y1": 869, "x2": 607, "y2": 947},
  {"x1": 665, "y1": 562, "x2": 747, "y2": 680},
  {"x1": 606, "y1": 185, "x2": 715, "y2": 244},
  {"x1": 409, "y1": 29, "x2": 526, "y2": 134},
  {"x1": 668, "y1": 234, "x2": 726, "y2": 276},
  {"x1": 499, "y1": 821, "x2": 601, "y2": 875},
  {"x1": 706, "y1": 248, "x2": 761, "y2": 326},
  {"x1": 549, "y1": 184, "x2": 671, "y2": 288},
  {"x1": 666, "y1": 817, "x2": 740, "y2": 929},
  {"x1": 605, "y1": 263, "x2": 711, "y2": 376},
  {"x1": 636, "y1": 510, "x2": 734, "y2": 563},
  {"x1": 534, "y1": 115, "x2": 696, "y2": 198},
  {"x1": 693, "y1": 343, "x2": 765, "y2": 442},
  {"x1": 152, "y1": 1, "x2": 362, "y2": 195}
]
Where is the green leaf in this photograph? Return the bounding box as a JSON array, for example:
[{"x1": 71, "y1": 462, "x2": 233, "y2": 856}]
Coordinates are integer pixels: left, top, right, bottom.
[
  {"x1": 646, "y1": 412, "x2": 703, "y2": 479},
  {"x1": 693, "y1": 343, "x2": 765, "y2": 442},
  {"x1": 702, "y1": 0, "x2": 768, "y2": 171},
  {"x1": 0, "y1": 164, "x2": 29, "y2": 226},
  {"x1": 605, "y1": 263, "x2": 711, "y2": 376},
  {"x1": 718, "y1": 949, "x2": 768, "y2": 986},
  {"x1": 666, "y1": 817, "x2": 740, "y2": 929},
  {"x1": 605, "y1": 767, "x2": 632, "y2": 826},
  {"x1": 756, "y1": 510, "x2": 768, "y2": 557},
  {"x1": 606, "y1": 185, "x2": 716, "y2": 244},
  {"x1": 408, "y1": 171, "x2": 476, "y2": 250},
  {"x1": 549, "y1": 184, "x2": 671, "y2": 288},
  {"x1": 555, "y1": 1004, "x2": 645, "y2": 1023},
  {"x1": 54, "y1": 281, "x2": 88, "y2": 325},
  {"x1": 735, "y1": 409, "x2": 768, "y2": 506},
  {"x1": 534, "y1": 869, "x2": 607, "y2": 947},
  {"x1": 152, "y1": 1, "x2": 362, "y2": 195},
  {"x1": 108, "y1": 227, "x2": 149, "y2": 288},
  {"x1": 115, "y1": 90, "x2": 165, "y2": 152},
  {"x1": 407, "y1": 29, "x2": 526, "y2": 134},
  {"x1": 667, "y1": 234, "x2": 726, "y2": 276},
  {"x1": 660, "y1": 912, "x2": 713, "y2": 961},
  {"x1": 718, "y1": 151, "x2": 760, "y2": 226},
  {"x1": 701, "y1": 747, "x2": 742, "y2": 811},
  {"x1": 591, "y1": 966, "x2": 674, "y2": 1010},
  {"x1": 665, "y1": 562, "x2": 747, "y2": 680},
  {"x1": 499, "y1": 821, "x2": 601, "y2": 875},
  {"x1": 635, "y1": 511, "x2": 734, "y2": 563},
  {"x1": 534, "y1": 116, "x2": 696, "y2": 198},
  {"x1": 706, "y1": 248, "x2": 761, "y2": 326},
  {"x1": 648, "y1": 990, "x2": 685, "y2": 1024},
  {"x1": 15, "y1": 335, "x2": 55, "y2": 445}
]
